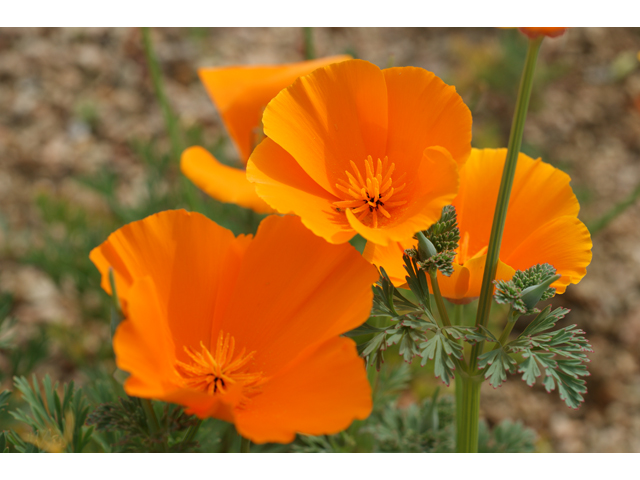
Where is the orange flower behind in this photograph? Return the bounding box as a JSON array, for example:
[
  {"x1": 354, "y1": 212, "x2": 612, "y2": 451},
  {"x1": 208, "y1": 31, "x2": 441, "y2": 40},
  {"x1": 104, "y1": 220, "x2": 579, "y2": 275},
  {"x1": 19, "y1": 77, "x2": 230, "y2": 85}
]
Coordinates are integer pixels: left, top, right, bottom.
[
  {"x1": 90, "y1": 211, "x2": 377, "y2": 444},
  {"x1": 519, "y1": 28, "x2": 568, "y2": 38},
  {"x1": 365, "y1": 148, "x2": 592, "y2": 301},
  {"x1": 181, "y1": 55, "x2": 351, "y2": 213},
  {"x1": 247, "y1": 59, "x2": 472, "y2": 247}
]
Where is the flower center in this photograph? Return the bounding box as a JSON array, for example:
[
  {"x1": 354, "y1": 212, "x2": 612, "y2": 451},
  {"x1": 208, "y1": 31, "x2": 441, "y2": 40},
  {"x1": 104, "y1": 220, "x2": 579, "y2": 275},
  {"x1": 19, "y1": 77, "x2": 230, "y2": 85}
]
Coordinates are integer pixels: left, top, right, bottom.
[
  {"x1": 175, "y1": 331, "x2": 264, "y2": 398},
  {"x1": 333, "y1": 155, "x2": 407, "y2": 228}
]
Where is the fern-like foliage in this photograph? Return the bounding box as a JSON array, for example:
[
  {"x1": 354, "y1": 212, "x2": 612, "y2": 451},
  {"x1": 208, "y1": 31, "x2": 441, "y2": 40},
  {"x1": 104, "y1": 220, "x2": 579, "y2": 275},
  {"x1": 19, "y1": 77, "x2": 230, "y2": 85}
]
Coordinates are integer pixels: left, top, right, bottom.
[{"x1": 7, "y1": 375, "x2": 93, "y2": 453}]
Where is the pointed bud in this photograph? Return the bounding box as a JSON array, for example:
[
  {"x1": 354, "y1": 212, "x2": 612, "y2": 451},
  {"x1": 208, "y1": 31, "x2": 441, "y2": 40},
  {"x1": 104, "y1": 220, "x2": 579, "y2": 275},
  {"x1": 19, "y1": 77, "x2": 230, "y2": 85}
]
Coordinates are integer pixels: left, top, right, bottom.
[
  {"x1": 416, "y1": 231, "x2": 437, "y2": 261},
  {"x1": 521, "y1": 274, "x2": 561, "y2": 311}
]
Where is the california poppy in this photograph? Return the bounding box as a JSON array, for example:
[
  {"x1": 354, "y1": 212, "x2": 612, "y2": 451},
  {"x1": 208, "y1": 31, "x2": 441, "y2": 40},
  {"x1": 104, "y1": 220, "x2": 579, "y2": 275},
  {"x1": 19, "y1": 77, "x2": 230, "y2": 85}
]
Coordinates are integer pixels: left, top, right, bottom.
[
  {"x1": 365, "y1": 148, "x2": 592, "y2": 301},
  {"x1": 90, "y1": 211, "x2": 376, "y2": 444},
  {"x1": 181, "y1": 55, "x2": 351, "y2": 213},
  {"x1": 519, "y1": 28, "x2": 568, "y2": 39},
  {"x1": 246, "y1": 59, "x2": 472, "y2": 246}
]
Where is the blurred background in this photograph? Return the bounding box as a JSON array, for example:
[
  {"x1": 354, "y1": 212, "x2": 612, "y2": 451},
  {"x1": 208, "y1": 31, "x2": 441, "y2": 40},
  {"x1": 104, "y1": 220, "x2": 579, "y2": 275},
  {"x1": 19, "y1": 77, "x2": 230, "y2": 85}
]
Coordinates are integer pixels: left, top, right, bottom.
[{"x1": 0, "y1": 27, "x2": 639, "y2": 452}]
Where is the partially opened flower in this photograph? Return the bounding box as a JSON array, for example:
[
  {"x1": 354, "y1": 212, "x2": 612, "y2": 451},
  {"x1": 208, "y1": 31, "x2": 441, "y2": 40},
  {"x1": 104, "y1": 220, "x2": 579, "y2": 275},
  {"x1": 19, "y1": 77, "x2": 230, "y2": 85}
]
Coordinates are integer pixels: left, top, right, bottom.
[
  {"x1": 181, "y1": 55, "x2": 351, "y2": 213},
  {"x1": 90, "y1": 211, "x2": 376, "y2": 443},
  {"x1": 247, "y1": 59, "x2": 472, "y2": 246},
  {"x1": 519, "y1": 28, "x2": 568, "y2": 39},
  {"x1": 365, "y1": 148, "x2": 592, "y2": 301}
]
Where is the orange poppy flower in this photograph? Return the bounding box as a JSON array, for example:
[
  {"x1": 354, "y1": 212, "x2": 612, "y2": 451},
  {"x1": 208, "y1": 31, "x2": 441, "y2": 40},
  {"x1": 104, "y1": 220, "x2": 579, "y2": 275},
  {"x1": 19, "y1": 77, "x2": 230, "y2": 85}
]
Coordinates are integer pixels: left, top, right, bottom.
[
  {"x1": 519, "y1": 28, "x2": 568, "y2": 39},
  {"x1": 365, "y1": 148, "x2": 592, "y2": 301},
  {"x1": 181, "y1": 55, "x2": 351, "y2": 214},
  {"x1": 246, "y1": 59, "x2": 472, "y2": 246},
  {"x1": 89, "y1": 211, "x2": 376, "y2": 444}
]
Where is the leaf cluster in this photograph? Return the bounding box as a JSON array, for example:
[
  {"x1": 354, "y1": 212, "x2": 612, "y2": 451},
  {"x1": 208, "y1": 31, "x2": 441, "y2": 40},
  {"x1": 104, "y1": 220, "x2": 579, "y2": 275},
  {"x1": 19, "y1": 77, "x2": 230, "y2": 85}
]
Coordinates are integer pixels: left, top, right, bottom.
[
  {"x1": 478, "y1": 306, "x2": 592, "y2": 409},
  {"x1": 5, "y1": 375, "x2": 93, "y2": 453},
  {"x1": 87, "y1": 397, "x2": 199, "y2": 452}
]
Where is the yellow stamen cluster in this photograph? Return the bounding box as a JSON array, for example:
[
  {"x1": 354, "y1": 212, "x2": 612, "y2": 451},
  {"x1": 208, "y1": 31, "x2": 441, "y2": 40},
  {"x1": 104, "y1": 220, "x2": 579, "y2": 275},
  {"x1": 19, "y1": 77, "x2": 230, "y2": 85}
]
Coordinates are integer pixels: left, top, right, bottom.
[
  {"x1": 175, "y1": 331, "x2": 263, "y2": 397},
  {"x1": 333, "y1": 156, "x2": 407, "y2": 228}
]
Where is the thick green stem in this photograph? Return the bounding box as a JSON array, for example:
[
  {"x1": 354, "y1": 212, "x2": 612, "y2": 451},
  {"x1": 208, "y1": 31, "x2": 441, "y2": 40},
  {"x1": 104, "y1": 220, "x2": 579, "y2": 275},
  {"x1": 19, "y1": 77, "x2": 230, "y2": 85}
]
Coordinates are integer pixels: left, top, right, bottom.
[
  {"x1": 470, "y1": 36, "x2": 543, "y2": 371},
  {"x1": 141, "y1": 27, "x2": 184, "y2": 161},
  {"x1": 456, "y1": 373, "x2": 482, "y2": 453},
  {"x1": 141, "y1": 398, "x2": 167, "y2": 452},
  {"x1": 240, "y1": 436, "x2": 251, "y2": 453}
]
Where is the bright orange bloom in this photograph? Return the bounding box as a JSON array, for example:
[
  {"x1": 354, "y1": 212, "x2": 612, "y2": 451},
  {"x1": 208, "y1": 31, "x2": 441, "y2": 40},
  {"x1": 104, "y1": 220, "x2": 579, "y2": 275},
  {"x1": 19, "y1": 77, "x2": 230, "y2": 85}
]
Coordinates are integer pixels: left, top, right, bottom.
[
  {"x1": 519, "y1": 28, "x2": 568, "y2": 39},
  {"x1": 181, "y1": 55, "x2": 351, "y2": 213},
  {"x1": 246, "y1": 59, "x2": 472, "y2": 246},
  {"x1": 365, "y1": 148, "x2": 592, "y2": 301},
  {"x1": 90, "y1": 211, "x2": 376, "y2": 443}
]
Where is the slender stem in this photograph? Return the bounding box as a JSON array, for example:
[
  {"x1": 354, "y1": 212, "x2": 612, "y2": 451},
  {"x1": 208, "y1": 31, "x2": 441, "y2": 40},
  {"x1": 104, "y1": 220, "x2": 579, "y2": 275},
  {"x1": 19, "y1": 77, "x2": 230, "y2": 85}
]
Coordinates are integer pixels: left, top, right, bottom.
[
  {"x1": 430, "y1": 271, "x2": 469, "y2": 373},
  {"x1": 141, "y1": 27, "x2": 184, "y2": 161},
  {"x1": 141, "y1": 398, "x2": 167, "y2": 452},
  {"x1": 456, "y1": 373, "x2": 482, "y2": 453},
  {"x1": 491, "y1": 309, "x2": 520, "y2": 351},
  {"x1": 240, "y1": 436, "x2": 251, "y2": 453},
  {"x1": 181, "y1": 419, "x2": 202, "y2": 448},
  {"x1": 303, "y1": 27, "x2": 315, "y2": 60},
  {"x1": 429, "y1": 271, "x2": 451, "y2": 327},
  {"x1": 470, "y1": 36, "x2": 543, "y2": 371},
  {"x1": 588, "y1": 180, "x2": 640, "y2": 234}
]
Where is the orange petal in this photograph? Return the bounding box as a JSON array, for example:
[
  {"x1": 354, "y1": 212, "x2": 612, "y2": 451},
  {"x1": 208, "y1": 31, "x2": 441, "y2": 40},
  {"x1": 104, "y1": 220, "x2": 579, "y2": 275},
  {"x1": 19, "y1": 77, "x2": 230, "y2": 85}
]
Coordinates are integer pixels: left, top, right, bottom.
[
  {"x1": 346, "y1": 146, "x2": 458, "y2": 246},
  {"x1": 180, "y1": 146, "x2": 274, "y2": 214},
  {"x1": 263, "y1": 59, "x2": 388, "y2": 194},
  {"x1": 235, "y1": 336, "x2": 371, "y2": 444},
  {"x1": 383, "y1": 66, "x2": 472, "y2": 170},
  {"x1": 503, "y1": 216, "x2": 592, "y2": 294},
  {"x1": 247, "y1": 137, "x2": 355, "y2": 244},
  {"x1": 455, "y1": 149, "x2": 580, "y2": 258},
  {"x1": 460, "y1": 254, "x2": 517, "y2": 299},
  {"x1": 113, "y1": 276, "x2": 177, "y2": 398},
  {"x1": 199, "y1": 55, "x2": 352, "y2": 162},
  {"x1": 89, "y1": 209, "x2": 252, "y2": 355},
  {"x1": 214, "y1": 215, "x2": 378, "y2": 377},
  {"x1": 115, "y1": 278, "x2": 241, "y2": 422},
  {"x1": 519, "y1": 28, "x2": 567, "y2": 39}
]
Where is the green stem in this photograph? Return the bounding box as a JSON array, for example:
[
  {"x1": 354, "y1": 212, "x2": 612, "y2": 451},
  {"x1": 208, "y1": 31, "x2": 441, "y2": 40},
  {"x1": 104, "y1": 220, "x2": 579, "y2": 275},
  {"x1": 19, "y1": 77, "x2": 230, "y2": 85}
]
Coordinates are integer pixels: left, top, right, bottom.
[
  {"x1": 430, "y1": 271, "x2": 469, "y2": 373},
  {"x1": 491, "y1": 309, "x2": 520, "y2": 351},
  {"x1": 588, "y1": 181, "x2": 640, "y2": 234},
  {"x1": 303, "y1": 27, "x2": 315, "y2": 60},
  {"x1": 429, "y1": 271, "x2": 451, "y2": 328},
  {"x1": 240, "y1": 436, "x2": 251, "y2": 453},
  {"x1": 141, "y1": 398, "x2": 167, "y2": 452},
  {"x1": 141, "y1": 27, "x2": 184, "y2": 161},
  {"x1": 470, "y1": 35, "x2": 543, "y2": 371},
  {"x1": 181, "y1": 419, "x2": 202, "y2": 448},
  {"x1": 456, "y1": 373, "x2": 482, "y2": 453}
]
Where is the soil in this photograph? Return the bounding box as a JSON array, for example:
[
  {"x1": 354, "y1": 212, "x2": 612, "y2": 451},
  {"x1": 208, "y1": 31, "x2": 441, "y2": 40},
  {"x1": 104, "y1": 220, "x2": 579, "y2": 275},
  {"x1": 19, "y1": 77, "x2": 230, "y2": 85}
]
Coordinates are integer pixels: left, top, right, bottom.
[{"x1": 1, "y1": 27, "x2": 640, "y2": 452}]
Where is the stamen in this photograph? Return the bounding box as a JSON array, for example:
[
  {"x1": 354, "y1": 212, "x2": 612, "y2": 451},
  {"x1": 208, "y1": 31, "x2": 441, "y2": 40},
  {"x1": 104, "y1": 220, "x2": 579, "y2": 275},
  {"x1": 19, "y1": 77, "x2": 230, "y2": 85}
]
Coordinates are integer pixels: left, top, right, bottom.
[
  {"x1": 175, "y1": 331, "x2": 264, "y2": 402},
  {"x1": 332, "y1": 155, "x2": 408, "y2": 228}
]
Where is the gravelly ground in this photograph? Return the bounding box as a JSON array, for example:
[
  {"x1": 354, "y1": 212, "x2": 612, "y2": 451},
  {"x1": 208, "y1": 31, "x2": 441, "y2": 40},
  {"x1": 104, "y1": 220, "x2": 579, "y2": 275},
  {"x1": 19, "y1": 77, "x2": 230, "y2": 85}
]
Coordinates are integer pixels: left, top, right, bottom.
[{"x1": 1, "y1": 27, "x2": 639, "y2": 452}]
